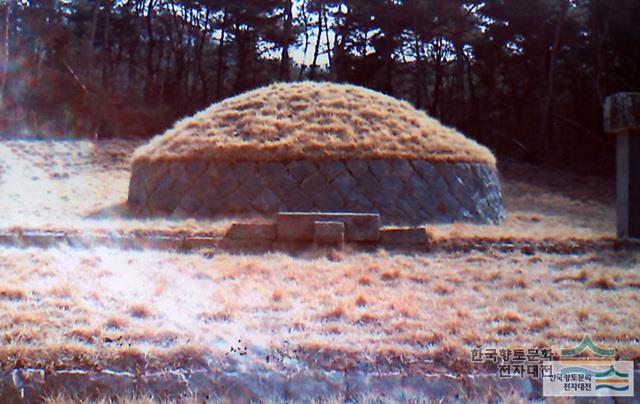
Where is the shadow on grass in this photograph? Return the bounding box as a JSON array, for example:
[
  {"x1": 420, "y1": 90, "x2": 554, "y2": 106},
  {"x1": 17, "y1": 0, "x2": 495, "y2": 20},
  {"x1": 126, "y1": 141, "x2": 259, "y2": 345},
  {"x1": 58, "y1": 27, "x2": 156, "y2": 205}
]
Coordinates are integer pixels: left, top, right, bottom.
[{"x1": 85, "y1": 202, "x2": 135, "y2": 220}]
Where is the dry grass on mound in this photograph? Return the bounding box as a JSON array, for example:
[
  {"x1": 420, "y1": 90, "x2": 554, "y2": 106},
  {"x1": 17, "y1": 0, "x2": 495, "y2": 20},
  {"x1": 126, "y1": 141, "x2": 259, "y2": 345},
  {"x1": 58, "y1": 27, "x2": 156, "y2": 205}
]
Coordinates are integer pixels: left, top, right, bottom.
[{"x1": 134, "y1": 81, "x2": 495, "y2": 164}]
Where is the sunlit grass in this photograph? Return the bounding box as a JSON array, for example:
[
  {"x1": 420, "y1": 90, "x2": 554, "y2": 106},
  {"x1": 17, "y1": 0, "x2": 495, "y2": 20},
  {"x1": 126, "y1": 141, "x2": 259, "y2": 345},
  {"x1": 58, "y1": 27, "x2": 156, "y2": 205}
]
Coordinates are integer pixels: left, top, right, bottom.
[
  {"x1": 0, "y1": 245, "x2": 638, "y2": 373},
  {"x1": 133, "y1": 81, "x2": 496, "y2": 164}
]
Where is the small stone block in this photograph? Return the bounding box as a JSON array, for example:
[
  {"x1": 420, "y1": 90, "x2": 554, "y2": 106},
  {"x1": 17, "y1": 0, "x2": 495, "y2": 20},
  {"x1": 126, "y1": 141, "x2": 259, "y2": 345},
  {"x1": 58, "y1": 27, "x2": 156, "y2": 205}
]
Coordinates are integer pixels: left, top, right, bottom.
[
  {"x1": 313, "y1": 221, "x2": 345, "y2": 247},
  {"x1": 225, "y1": 223, "x2": 276, "y2": 240},
  {"x1": 276, "y1": 212, "x2": 380, "y2": 242},
  {"x1": 604, "y1": 92, "x2": 640, "y2": 134},
  {"x1": 379, "y1": 227, "x2": 430, "y2": 245},
  {"x1": 183, "y1": 236, "x2": 219, "y2": 249}
]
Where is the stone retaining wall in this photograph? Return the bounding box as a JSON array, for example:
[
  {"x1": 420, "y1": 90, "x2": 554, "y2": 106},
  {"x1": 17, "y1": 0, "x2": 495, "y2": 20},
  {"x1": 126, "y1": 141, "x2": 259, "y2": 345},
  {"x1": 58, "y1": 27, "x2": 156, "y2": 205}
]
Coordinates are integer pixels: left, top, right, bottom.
[
  {"x1": 128, "y1": 159, "x2": 506, "y2": 224},
  {"x1": 0, "y1": 367, "x2": 544, "y2": 402}
]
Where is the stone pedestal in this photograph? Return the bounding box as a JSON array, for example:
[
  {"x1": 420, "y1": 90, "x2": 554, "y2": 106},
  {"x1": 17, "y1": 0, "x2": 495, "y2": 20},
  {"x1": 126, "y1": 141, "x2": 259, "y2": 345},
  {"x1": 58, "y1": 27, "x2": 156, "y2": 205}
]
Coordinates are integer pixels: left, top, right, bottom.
[{"x1": 604, "y1": 93, "x2": 640, "y2": 239}]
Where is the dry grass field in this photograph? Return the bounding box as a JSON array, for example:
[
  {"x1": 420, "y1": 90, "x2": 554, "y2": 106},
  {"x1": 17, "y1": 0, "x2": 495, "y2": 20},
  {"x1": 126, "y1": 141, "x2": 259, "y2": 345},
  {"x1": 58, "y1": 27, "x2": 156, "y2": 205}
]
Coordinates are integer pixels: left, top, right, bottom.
[
  {"x1": 2, "y1": 245, "x2": 639, "y2": 368},
  {"x1": 0, "y1": 138, "x2": 636, "y2": 402}
]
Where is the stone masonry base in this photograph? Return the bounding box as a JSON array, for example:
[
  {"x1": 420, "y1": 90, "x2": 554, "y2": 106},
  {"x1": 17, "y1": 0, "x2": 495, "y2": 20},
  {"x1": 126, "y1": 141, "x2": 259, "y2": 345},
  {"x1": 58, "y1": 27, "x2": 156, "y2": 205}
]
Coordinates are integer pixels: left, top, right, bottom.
[{"x1": 128, "y1": 159, "x2": 506, "y2": 225}]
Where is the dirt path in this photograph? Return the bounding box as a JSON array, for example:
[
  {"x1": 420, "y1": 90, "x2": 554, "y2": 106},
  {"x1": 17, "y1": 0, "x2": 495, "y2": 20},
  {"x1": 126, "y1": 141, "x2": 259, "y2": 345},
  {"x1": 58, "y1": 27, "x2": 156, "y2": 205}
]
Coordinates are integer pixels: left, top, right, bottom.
[{"x1": 0, "y1": 143, "x2": 70, "y2": 228}]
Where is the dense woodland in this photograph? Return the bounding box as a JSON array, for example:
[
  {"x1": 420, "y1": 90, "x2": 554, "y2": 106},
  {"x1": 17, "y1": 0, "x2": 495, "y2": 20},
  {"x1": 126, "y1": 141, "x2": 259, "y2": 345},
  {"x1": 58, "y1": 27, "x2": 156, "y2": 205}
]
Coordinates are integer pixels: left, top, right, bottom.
[{"x1": 0, "y1": 0, "x2": 638, "y2": 171}]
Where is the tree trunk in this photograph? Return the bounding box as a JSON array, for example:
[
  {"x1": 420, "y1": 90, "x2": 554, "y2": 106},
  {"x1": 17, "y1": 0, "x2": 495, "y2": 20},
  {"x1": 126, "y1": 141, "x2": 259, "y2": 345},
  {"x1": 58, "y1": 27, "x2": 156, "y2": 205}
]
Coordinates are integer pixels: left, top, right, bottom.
[
  {"x1": 587, "y1": 0, "x2": 616, "y2": 140},
  {"x1": 593, "y1": 0, "x2": 615, "y2": 103},
  {"x1": 127, "y1": 38, "x2": 139, "y2": 92},
  {"x1": 309, "y1": 5, "x2": 324, "y2": 80},
  {"x1": 298, "y1": 3, "x2": 311, "y2": 80},
  {"x1": 90, "y1": 0, "x2": 100, "y2": 47},
  {"x1": 145, "y1": 0, "x2": 156, "y2": 97},
  {"x1": 453, "y1": 39, "x2": 465, "y2": 128},
  {"x1": 102, "y1": 0, "x2": 111, "y2": 88},
  {"x1": 451, "y1": 1, "x2": 466, "y2": 129},
  {"x1": 280, "y1": 0, "x2": 292, "y2": 81},
  {"x1": 537, "y1": 2, "x2": 568, "y2": 159},
  {"x1": 330, "y1": 4, "x2": 349, "y2": 82},
  {"x1": 322, "y1": 7, "x2": 332, "y2": 70},
  {"x1": 216, "y1": 10, "x2": 227, "y2": 100},
  {"x1": 196, "y1": 9, "x2": 210, "y2": 105},
  {"x1": 430, "y1": 39, "x2": 443, "y2": 117},
  {"x1": 0, "y1": 2, "x2": 11, "y2": 107},
  {"x1": 233, "y1": 26, "x2": 248, "y2": 94},
  {"x1": 413, "y1": 32, "x2": 422, "y2": 109}
]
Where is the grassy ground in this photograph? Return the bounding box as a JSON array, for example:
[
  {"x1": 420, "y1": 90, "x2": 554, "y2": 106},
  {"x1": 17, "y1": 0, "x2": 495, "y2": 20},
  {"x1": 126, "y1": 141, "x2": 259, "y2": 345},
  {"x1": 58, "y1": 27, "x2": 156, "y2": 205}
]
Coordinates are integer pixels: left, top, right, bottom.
[
  {"x1": 0, "y1": 139, "x2": 635, "y2": 402},
  {"x1": 1, "y1": 245, "x2": 639, "y2": 373}
]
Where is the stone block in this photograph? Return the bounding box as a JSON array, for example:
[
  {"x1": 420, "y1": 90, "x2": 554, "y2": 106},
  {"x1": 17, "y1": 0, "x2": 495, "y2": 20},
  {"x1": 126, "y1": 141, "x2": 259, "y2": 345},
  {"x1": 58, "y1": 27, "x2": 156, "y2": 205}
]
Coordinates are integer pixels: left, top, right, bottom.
[
  {"x1": 378, "y1": 175, "x2": 404, "y2": 196},
  {"x1": 259, "y1": 162, "x2": 288, "y2": 178},
  {"x1": 439, "y1": 172, "x2": 475, "y2": 215},
  {"x1": 317, "y1": 160, "x2": 347, "y2": 181},
  {"x1": 406, "y1": 174, "x2": 438, "y2": 209},
  {"x1": 313, "y1": 188, "x2": 345, "y2": 211},
  {"x1": 410, "y1": 160, "x2": 437, "y2": 181},
  {"x1": 216, "y1": 171, "x2": 240, "y2": 194},
  {"x1": 268, "y1": 171, "x2": 299, "y2": 197},
  {"x1": 127, "y1": 163, "x2": 150, "y2": 206},
  {"x1": 415, "y1": 207, "x2": 433, "y2": 222},
  {"x1": 276, "y1": 212, "x2": 380, "y2": 242},
  {"x1": 391, "y1": 159, "x2": 415, "y2": 181},
  {"x1": 201, "y1": 186, "x2": 225, "y2": 215},
  {"x1": 396, "y1": 195, "x2": 423, "y2": 221},
  {"x1": 369, "y1": 193, "x2": 400, "y2": 216},
  {"x1": 238, "y1": 173, "x2": 268, "y2": 199},
  {"x1": 369, "y1": 159, "x2": 392, "y2": 181},
  {"x1": 252, "y1": 188, "x2": 284, "y2": 213},
  {"x1": 176, "y1": 192, "x2": 203, "y2": 214},
  {"x1": 301, "y1": 173, "x2": 345, "y2": 209},
  {"x1": 195, "y1": 175, "x2": 224, "y2": 216},
  {"x1": 357, "y1": 172, "x2": 380, "y2": 199},
  {"x1": 149, "y1": 176, "x2": 181, "y2": 213},
  {"x1": 142, "y1": 161, "x2": 171, "y2": 198},
  {"x1": 379, "y1": 227, "x2": 430, "y2": 245},
  {"x1": 343, "y1": 189, "x2": 374, "y2": 211},
  {"x1": 453, "y1": 163, "x2": 477, "y2": 193},
  {"x1": 205, "y1": 161, "x2": 225, "y2": 180},
  {"x1": 281, "y1": 188, "x2": 314, "y2": 210},
  {"x1": 604, "y1": 92, "x2": 640, "y2": 134},
  {"x1": 332, "y1": 170, "x2": 358, "y2": 195},
  {"x1": 191, "y1": 172, "x2": 216, "y2": 190},
  {"x1": 233, "y1": 161, "x2": 257, "y2": 179},
  {"x1": 467, "y1": 163, "x2": 488, "y2": 189},
  {"x1": 313, "y1": 221, "x2": 345, "y2": 247},
  {"x1": 171, "y1": 172, "x2": 197, "y2": 201},
  {"x1": 224, "y1": 189, "x2": 253, "y2": 213},
  {"x1": 426, "y1": 171, "x2": 451, "y2": 198},
  {"x1": 287, "y1": 160, "x2": 317, "y2": 182},
  {"x1": 185, "y1": 159, "x2": 208, "y2": 180},
  {"x1": 151, "y1": 168, "x2": 176, "y2": 195},
  {"x1": 301, "y1": 173, "x2": 329, "y2": 195},
  {"x1": 346, "y1": 160, "x2": 369, "y2": 178},
  {"x1": 226, "y1": 223, "x2": 276, "y2": 240}
]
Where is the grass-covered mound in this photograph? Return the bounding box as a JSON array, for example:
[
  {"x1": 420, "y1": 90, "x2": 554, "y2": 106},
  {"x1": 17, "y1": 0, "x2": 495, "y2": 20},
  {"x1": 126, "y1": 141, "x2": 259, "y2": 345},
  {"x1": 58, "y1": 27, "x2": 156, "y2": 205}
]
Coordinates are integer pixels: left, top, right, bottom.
[{"x1": 134, "y1": 81, "x2": 495, "y2": 164}]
